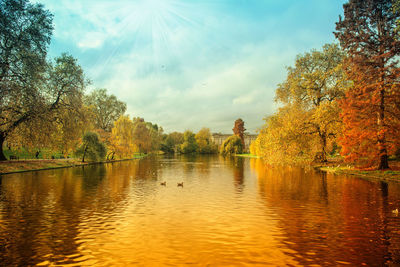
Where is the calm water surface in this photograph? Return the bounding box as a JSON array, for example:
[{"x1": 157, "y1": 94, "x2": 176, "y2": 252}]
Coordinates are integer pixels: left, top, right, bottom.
[{"x1": 0, "y1": 155, "x2": 400, "y2": 266}]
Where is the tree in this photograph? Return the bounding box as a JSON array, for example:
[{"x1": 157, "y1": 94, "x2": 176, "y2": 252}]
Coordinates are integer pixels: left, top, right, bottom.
[
  {"x1": 335, "y1": 0, "x2": 400, "y2": 169},
  {"x1": 233, "y1": 119, "x2": 246, "y2": 148},
  {"x1": 274, "y1": 43, "x2": 347, "y2": 162},
  {"x1": 146, "y1": 121, "x2": 163, "y2": 152},
  {"x1": 51, "y1": 103, "x2": 92, "y2": 156},
  {"x1": 0, "y1": 0, "x2": 53, "y2": 160},
  {"x1": 220, "y1": 135, "x2": 243, "y2": 155},
  {"x1": 250, "y1": 105, "x2": 315, "y2": 164},
  {"x1": 132, "y1": 118, "x2": 152, "y2": 153},
  {"x1": 75, "y1": 132, "x2": 106, "y2": 162},
  {"x1": 180, "y1": 130, "x2": 198, "y2": 154},
  {"x1": 85, "y1": 88, "x2": 127, "y2": 132},
  {"x1": 195, "y1": 128, "x2": 218, "y2": 154},
  {"x1": 1, "y1": 53, "x2": 87, "y2": 160},
  {"x1": 110, "y1": 115, "x2": 136, "y2": 159},
  {"x1": 160, "y1": 132, "x2": 184, "y2": 153}
]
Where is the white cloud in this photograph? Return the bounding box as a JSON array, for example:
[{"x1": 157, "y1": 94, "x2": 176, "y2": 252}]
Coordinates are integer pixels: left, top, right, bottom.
[
  {"x1": 34, "y1": 0, "x2": 344, "y2": 133},
  {"x1": 78, "y1": 32, "x2": 107, "y2": 49}
]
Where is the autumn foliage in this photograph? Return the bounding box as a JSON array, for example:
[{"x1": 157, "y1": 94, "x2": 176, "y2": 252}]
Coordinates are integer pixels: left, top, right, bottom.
[
  {"x1": 251, "y1": 44, "x2": 346, "y2": 164},
  {"x1": 233, "y1": 119, "x2": 246, "y2": 148},
  {"x1": 335, "y1": 0, "x2": 400, "y2": 169}
]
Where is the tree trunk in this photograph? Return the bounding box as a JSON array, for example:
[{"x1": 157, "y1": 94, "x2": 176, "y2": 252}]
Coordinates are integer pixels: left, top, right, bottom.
[
  {"x1": 377, "y1": 85, "x2": 389, "y2": 170},
  {"x1": 321, "y1": 133, "x2": 327, "y2": 162},
  {"x1": 82, "y1": 145, "x2": 88, "y2": 163},
  {"x1": 0, "y1": 134, "x2": 7, "y2": 161}
]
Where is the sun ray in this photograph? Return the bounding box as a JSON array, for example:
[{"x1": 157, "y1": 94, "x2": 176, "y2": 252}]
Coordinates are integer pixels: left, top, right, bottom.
[{"x1": 90, "y1": 0, "x2": 226, "y2": 77}]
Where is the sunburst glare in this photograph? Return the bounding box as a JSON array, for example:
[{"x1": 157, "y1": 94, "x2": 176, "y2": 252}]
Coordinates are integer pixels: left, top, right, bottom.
[{"x1": 92, "y1": 0, "x2": 216, "y2": 73}]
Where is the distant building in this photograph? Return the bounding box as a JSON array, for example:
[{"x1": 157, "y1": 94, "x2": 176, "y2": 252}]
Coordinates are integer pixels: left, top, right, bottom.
[{"x1": 211, "y1": 133, "x2": 258, "y2": 153}]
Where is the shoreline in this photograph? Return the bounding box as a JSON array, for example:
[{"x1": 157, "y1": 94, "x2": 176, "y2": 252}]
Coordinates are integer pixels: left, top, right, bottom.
[
  {"x1": 235, "y1": 154, "x2": 260, "y2": 158},
  {"x1": 235, "y1": 153, "x2": 400, "y2": 183},
  {"x1": 315, "y1": 165, "x2": 400, "y2": 183},
  {"x1": 0, "y1": 155, "x2": 146, "y2": 175}
]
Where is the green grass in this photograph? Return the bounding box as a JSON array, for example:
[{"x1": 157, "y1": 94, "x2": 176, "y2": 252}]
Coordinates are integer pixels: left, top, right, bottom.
[
  {"x1": 235, "y1": 153, "x2": 260, "y2": 158},
  {"x1": 319, "y1": 165, "x2": 400, "y2": 181},
  {"x1": 4, "y1": 148, "x2": 69, "y2": 160},
  {"x1": 0, "y1": 153, "x2": 147, "y2": 174}
]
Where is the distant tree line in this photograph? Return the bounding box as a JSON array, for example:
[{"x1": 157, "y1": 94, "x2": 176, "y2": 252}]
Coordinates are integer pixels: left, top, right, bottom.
[
  {"x1": 160, "y1": 128, "x2": 218, "y2": 155},
  {"x1": 160, "y1": 119, "x2": 248, "y2": 156}
]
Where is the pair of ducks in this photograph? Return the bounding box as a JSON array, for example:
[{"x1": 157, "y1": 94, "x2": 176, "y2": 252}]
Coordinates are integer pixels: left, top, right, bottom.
[{"x1": 160, "y1": 181, "x2": 183, "y2": 187}]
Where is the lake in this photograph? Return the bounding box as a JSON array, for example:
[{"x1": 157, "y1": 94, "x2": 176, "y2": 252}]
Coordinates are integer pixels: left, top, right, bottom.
[{"x1": 0, "y1": 155, "x2": 400, "y2": 266}]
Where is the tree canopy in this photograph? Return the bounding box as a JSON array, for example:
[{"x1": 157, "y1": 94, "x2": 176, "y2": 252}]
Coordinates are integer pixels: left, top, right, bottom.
[
  {"x1": 220, "y1": 135, "x2": 243, "y2": 155},
  {"x1": 252, "y1": 43, "x2": 347, "y2": 163},
  {"x1": 233, "y1": 119, "x2": 246, "y2": 148},
  {"x1": 75, "y1": 132, "x2": 106, "y2": 162},
  {"x1": 180, "y1": 130, "x2": 198, "y2": 154},
  {"x1": 0, "y1": 0, "x2": 54, "y2": 160},
  {"x1": 195, "y1": 128, "x2": 218, "y2": 154},
  {"x1": 335, "y1": 0, "x2": 400, "y2": 169},
  {"x1": 85, "y1": 88, "x2": 127, "y2": 132}
]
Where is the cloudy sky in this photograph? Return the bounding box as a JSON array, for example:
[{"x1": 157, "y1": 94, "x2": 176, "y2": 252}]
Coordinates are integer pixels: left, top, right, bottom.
[{"x1": 33, "y1": 0, "x2": 346, "y2": 134}]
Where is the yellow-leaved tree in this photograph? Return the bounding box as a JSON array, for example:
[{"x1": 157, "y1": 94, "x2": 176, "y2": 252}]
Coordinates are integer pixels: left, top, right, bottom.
[
  {"x1": 110, "y1": 115, "x2": 137, "y2": 159},
  {"x1": 252, "y1": 43, "x2": 348, "y2": 164},
  {"x1": 195, "y1": 128, "x2": 218, "y2": 154}
]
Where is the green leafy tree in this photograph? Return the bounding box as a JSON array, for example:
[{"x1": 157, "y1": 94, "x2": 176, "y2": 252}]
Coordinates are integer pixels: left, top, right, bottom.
[
  {"x1": 75, "y1": 132, "x2": 106, "y2": 162},
  {"x1": 180, "y1": 130, "x2": 198, "y2": 154},
  {"x1": 85, "y1": 88, "x2": 127, "y2": 132},
  {"x1": 161, "y1": 132, "x2": 184, "y2": 153},
  {"x1": 0, "y1": 0, "x2": 53, "y2": 160},
  {"x1": 220, "y1": 135, "x2": 243, "y2": 155},
  {"x1": 195, "y1": 128, "x2": 218, "y2": 154}
]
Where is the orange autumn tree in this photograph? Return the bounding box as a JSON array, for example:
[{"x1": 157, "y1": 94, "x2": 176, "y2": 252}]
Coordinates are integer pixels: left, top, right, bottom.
[
  {"x1": 335, "y1": 0, "x2": 400, "y2": 169},
  {"x1": 233, "y1": 119, "x2": 246, "y2": 148}
]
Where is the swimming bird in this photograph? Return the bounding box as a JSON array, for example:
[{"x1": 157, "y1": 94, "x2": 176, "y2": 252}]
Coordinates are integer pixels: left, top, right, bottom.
[
  {"x1": 160, "y1": 181, "x2": 166, "y2": 186},
  {"x1": 177, "y1": 182, "x2": 183, "y2": 187}
]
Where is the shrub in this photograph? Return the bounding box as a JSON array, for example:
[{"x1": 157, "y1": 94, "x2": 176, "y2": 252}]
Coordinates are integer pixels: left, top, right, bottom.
[{"x1": 220, "y1": 135, "x2": 243, "y2": 155}]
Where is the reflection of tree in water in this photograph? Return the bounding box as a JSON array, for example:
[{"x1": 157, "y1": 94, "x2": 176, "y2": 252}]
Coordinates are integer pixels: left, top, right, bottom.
[
  {"x1": 126, "y1": 157, "x2": 159, "y2": 180},
  {"x1": 319, "y1": 171, "x2": 328, "y2": 205},
  {"x1": 379, "y1": 181, "x2": 400, "y2": 265},
  {"x1": 223, "y1": 156, "x2": 245, "y2": 192},
  {"x1": 0, "y1": 161, "x2": 144, "y2": 266},
  {"x1": 195, "y1": 154, "x2": 213, "y2": 177},
  {"x1": 180, "y1": 154, "x2": 198, "y2": 175},
  {"x1": 79, "y1": 164, "x2": 106, "y2": 191},
  {"x1": 0, "y1": 169, "x2": 83, "y2": 265},
  {"x1": 251, "y1": 158, "x2": 400, "y2": 266}
]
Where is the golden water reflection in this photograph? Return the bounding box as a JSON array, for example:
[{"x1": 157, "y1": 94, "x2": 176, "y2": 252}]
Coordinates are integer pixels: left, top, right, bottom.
[
  {"x1": 252, "y1": 159, "x2": 400, "y2": 266},
  {"x1": 0, "y1": 156, "x2": 399, "y2": 265}
]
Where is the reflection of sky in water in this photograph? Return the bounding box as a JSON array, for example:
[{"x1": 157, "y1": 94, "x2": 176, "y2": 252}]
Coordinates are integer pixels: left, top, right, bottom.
[{"x1": 0, "y1": 156, "x2": 399, "y2": 265}]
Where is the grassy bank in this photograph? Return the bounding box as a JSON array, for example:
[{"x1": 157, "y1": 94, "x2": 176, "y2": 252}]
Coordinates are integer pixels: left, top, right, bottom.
[
  {"x1": 0, "y1": 154, "x2": 146, "y2": 175},
  {"x1": 245, "y1": 153, "x2": 400, "y2": 182},
  {"x1": 235, "y1": 154, "x2": 260, "y2": 158},
  {"x1": 316, "y1": 161, "x2": 400, "y2": 182}
]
